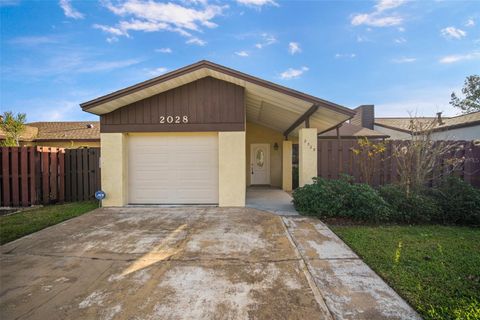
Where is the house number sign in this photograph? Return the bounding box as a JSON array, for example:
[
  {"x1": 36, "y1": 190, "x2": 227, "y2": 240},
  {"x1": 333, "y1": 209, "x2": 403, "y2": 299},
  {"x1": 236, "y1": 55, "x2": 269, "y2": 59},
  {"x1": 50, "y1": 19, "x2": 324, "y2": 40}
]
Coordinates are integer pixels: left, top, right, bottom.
[{"x1": 159, "y1": 115, "x2": 189, "y2": 124}]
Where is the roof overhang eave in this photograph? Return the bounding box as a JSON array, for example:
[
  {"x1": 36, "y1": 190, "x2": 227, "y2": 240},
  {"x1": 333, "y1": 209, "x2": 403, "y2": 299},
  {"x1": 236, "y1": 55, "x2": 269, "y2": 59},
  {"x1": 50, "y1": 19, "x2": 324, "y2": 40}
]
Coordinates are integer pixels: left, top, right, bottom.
[{"x1": 80, "y1": 61, "x2": 356, "y2": 119}]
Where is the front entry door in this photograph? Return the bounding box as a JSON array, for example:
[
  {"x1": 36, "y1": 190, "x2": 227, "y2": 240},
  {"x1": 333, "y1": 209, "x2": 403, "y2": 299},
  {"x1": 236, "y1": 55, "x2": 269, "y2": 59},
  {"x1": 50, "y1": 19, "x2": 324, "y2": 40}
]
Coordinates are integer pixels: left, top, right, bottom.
[{"x1": 250, "y1": 144, "x2": 270, "y2": 185}]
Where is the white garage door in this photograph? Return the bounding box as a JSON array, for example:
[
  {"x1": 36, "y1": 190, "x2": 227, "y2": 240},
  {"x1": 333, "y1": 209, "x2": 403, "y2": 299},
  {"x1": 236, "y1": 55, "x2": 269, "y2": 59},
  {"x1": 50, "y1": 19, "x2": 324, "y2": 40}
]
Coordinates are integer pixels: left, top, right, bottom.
[{"x1": 128, "y1": 133, "x2": 219, "y2": 204}]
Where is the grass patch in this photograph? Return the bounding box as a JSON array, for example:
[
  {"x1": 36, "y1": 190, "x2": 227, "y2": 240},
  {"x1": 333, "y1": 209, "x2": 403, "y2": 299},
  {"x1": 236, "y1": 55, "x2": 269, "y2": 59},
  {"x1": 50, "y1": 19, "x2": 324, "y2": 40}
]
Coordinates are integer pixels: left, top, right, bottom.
[
  {"x1": 330, "y1": 224, "x2": 480, "y2": 320},
  {"x1": 0, "y1": 201, "x2": 97, "y2": 245}
]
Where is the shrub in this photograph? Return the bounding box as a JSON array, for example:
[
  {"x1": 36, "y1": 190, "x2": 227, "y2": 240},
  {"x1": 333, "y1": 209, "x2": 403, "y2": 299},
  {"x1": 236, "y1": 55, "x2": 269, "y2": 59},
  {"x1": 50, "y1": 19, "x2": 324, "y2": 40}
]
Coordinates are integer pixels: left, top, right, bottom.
[
  {"x1": 378, "y1": 184, "x2": 441, "y2": 223},
  {"x1": 292, "y1": 176, "x2": 391, "y2": 222},
  {"x1": 430, "y1": 176, "x2": 480, "y2": 225}
]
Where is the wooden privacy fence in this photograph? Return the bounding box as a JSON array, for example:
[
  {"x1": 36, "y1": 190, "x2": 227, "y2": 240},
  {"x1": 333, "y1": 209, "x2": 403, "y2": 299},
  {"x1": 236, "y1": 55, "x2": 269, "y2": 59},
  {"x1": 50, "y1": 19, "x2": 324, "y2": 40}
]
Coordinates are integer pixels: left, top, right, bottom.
[
  {"x1": 0, "y1": 147, "x2": 100, "y2": 207},
  {"x1": 65, "y1": 148, "x2": 101, "y2": 202},
  {"x1": 317, "y1": 140, "x2": 480, "y2": 188}
]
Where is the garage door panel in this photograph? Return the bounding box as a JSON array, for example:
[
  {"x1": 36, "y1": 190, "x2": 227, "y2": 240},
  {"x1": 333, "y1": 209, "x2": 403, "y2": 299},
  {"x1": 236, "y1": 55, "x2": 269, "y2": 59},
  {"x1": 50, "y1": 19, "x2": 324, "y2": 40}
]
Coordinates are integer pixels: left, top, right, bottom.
[{"x1": 128, "y1": 134, "x2": 219, "y2": 204}]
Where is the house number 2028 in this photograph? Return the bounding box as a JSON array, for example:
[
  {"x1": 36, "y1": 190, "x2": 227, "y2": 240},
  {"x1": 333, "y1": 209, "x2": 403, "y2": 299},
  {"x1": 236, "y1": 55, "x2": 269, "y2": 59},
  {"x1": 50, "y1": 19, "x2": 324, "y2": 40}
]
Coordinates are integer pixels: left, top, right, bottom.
[{"x1": 159, "y1": 115, "x2": 189, "y2": 124}]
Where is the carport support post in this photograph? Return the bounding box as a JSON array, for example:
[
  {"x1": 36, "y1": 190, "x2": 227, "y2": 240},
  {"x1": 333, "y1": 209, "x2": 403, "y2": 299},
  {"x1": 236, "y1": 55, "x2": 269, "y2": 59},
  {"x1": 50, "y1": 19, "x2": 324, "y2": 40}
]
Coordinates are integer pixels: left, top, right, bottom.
[
  {"x1": 282, "y1": 140, "x2": 293, "y2": 192},
  {"x1": 299, "y1": 128, "x2": 318, "y2": 187}
]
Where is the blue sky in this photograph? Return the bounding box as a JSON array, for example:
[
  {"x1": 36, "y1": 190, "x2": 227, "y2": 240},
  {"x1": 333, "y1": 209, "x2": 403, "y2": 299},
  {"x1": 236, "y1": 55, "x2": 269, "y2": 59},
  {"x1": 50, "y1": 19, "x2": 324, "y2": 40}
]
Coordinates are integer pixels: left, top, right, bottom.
[{"x1": 1, "y1": 0, "x2": 479, "y2": 122}]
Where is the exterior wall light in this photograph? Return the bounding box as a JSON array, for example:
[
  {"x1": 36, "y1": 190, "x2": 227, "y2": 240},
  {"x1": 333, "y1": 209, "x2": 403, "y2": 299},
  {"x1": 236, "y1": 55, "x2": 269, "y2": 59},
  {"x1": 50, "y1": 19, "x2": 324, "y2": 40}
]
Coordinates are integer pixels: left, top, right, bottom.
[{"x1": 273, "y1": 142, "x2": 279, "y2": 151}]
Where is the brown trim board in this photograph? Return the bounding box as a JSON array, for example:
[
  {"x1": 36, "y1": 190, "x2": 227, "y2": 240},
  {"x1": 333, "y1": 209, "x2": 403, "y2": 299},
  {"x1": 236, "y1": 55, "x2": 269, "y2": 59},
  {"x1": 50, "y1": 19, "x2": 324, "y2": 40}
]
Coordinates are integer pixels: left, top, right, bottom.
[
  {"x1": 100, "y1": 123, "x2": 245, "y2": 133},
  {"x1": 81, "y1": 60, "x2": 355, "y2": 117}
]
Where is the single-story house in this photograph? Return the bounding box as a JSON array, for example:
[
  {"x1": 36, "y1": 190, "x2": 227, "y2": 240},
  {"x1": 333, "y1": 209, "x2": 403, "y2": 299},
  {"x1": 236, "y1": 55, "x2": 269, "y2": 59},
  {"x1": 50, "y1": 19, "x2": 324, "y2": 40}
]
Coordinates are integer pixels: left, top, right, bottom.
[
  {"x1": 0, "y1": 122, "x2": 100, "y2": 148},
  {"x1": 80, "y1": 60, "x2": 359, "y2": 207},
  {"x1": 350, "y1": 104, "x2": 480, "y2": 141},
  {"x1": 317, "y1": 104, "x2": 389, "y2": 140},
  {"x1": 373, "y1": 112, "x2": 480, "y2": 140}
]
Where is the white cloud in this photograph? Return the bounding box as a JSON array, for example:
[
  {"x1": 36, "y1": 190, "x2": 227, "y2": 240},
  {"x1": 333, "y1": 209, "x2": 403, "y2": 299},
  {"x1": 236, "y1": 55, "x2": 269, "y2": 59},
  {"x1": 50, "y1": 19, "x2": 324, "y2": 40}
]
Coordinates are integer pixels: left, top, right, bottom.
[
  {"x1": 465, "y1": 19, "x2": 475, "y2": 27},
  {"x1": 288, "y1": 42, "x2": 301, "y2": 55},
  {"x1": 147, "y1": 67, "x2": 168, "y2": 76},
  {"x1": 76, "y1": 59, "x2": 141, "y2": 73},
  {"x1": 356, "y1": 35, "x2": 371, "y2": 43},
  {"x1": 9, "y1": 36, "x2": 58, "y2": 46},
  {"x1": 186, "y1": 37, "x2": 206, "y2": 46},
  {"x1": 106, "y1": 36, "x2": 119, "y2": 43},
  {"x1": 335, "y1": 53, "x2": 356, "y2": 59},
  {"x1": 59, "y1": 0, "x2": 84, "y2": 19},
  {"x1": 351, "y1": 14, "x2": 402, "y2": 27},
  {"x1": 236, "y1": 0, "x2": 278, "y2": 7},
  {"x1": 351, "y1": 0, "x2": 405, "y2": 27},
  {"x1": 441, "y1": 26, "x2": 466, "y2": 39},
  {"x1": 235, "y1": 51, "x2": 249, "y2": 57},
  {"x1": 394, "y1": 37, "x2": 406, "y2": 44},
  {"x1": 397, "y1": 26, "x2": 405, "y2": 32},
  {"x1": 0, "y1": 0, "x2": 21, "y2": 6},
  {"x1": 439, "y1": 51, "x2": 480, "y2": 64},
  {"x1": 392, "y1": 57, "x2": 416, "y2": 63},
  {"x1": 155, "y1": 48, "x2": 172, "y2": 53},
  {"x1": 375, "y1": 0, "x2": 405, "y2": 11},
  {"x1": 255, "y1": 33, "x2": 276, "y2": 49},
  {"x1": 280, "y1": 66, "x2": 308, "y2": 80},
  {"x1": 95, "y1": 0, "x2": 225, "y2": 44},
  {"x1": 93, "y1": 24, "x2": 127, "y2": 36},
  {"x1": 3, "y1": 48, "x2": 142, "y2": 79}
]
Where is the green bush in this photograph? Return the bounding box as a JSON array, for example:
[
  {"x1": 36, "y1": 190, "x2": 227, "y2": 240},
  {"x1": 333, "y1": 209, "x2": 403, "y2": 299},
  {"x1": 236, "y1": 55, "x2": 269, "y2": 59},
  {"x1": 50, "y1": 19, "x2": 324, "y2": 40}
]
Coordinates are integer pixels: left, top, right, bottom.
[
  {"x1": 430, "y1": 176, "x2": 480, "y2": 225},
  {"x1": 292, "y1": 176, "x2": 391, "y2": 222},
  {"x1": 378, "y1": 184, "x2": 441, "y2": 223},
  {"x1": 293, "y1": 175, "x2": 480, "y2": 225}
]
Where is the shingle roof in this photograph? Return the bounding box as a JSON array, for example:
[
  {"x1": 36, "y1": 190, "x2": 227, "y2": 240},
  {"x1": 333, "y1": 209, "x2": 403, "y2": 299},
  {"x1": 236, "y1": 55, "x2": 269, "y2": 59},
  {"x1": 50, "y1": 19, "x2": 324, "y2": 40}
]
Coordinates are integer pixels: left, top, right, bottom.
[
  {"x1": 375, "y1": 111, "x2": 480, "y2": 133},
  {"x1": 0, "y1": 125, "x2": 38, "y2": 141},
  {"x1": 25, "y1": 121, "x2": 100, "y2": 141},
  {"x1": 318, "y1": 122, "x2": 389, "y2": 139}
]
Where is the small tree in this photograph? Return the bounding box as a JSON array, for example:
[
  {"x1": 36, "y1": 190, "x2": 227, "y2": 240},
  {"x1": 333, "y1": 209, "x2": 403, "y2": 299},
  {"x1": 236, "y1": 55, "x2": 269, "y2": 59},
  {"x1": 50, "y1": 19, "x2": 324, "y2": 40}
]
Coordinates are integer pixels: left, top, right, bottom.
[
  {"x1": 393, "y1": 117, "x2": 463, "y2": 196},
  {"x1": 0, "y1": 111, "x2": 27, "y2": 146},
  {"x1": 351, "y1": 137, "x2": 386, "y2": 185},
  {"x1": 450, "y1": 75, "x2": 480, "y2": 114}
]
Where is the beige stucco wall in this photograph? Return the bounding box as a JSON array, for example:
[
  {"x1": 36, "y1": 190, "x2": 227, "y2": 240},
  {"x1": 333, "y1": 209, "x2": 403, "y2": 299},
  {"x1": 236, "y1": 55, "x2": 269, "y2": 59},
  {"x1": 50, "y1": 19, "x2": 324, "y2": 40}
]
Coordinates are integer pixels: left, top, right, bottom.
[
  {"x1": 282, "y1": 140, "x2": 292, "y2": 191},
  {"x1": 299, "y1": 128, "x2": 318, "y2": 187},
  {"x1": 100, "y1": 133, "x2": 128, "y2": 207},
  {"x1": 245, "y1": 122, "x2": 284, "y2": 187},
  {"x1": 219, "y1": 131, "x2": 246, "y2": 207}
]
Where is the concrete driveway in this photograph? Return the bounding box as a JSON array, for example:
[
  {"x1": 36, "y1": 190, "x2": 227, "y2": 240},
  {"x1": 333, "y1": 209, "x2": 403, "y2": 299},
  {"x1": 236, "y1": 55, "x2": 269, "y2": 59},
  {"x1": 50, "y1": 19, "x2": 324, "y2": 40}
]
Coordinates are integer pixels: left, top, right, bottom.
[{"x1": 0, "y1": 207, "x2": 420, "y2": 320}]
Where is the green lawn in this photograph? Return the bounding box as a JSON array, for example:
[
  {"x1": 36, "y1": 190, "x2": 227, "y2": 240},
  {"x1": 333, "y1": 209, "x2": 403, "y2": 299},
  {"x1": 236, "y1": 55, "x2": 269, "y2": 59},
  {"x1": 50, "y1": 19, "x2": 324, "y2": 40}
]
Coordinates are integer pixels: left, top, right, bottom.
[
  {"x1": 331, "y1": 224, "x2": 480, "y2": 320},
  {"x1": 0, "y1": 201, "x2": 97, "y2": 245}
]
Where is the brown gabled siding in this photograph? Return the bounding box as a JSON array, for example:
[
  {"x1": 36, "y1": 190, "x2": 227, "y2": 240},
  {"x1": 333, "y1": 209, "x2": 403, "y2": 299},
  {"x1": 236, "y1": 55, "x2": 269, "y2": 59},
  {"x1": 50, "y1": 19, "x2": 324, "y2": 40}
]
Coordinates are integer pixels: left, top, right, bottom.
[{"x1": 100, "y1": 76, "x2": 245, "y2": 133}]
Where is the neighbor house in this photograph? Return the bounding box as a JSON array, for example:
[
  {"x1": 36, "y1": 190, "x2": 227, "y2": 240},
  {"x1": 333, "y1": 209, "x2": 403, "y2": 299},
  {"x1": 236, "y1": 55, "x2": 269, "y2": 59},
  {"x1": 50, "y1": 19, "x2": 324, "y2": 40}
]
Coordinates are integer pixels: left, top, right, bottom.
[
  {"x1": 352, "y1": 104, "x2": 480, "y2": 141},
  {"x1": 80, "y1": 60, "x2": 361, "y2": 207},
  {"x1": 0, "y1": 121, "x2": 100, "y2": 148},
  {"x1": 317, "y1": 104, "x2": 389, "y2": 140},
  {"x1": 374, "y1": 112, "x2": 480, "y2": 140}
]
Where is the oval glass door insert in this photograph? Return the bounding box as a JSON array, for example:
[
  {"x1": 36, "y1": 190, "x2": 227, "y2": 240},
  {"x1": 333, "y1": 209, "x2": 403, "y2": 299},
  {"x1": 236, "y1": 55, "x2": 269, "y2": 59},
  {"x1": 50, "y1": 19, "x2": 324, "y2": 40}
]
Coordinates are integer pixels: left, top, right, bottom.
[{"x1": 256, "y1": 149, "x2": 265, "y2": 168}]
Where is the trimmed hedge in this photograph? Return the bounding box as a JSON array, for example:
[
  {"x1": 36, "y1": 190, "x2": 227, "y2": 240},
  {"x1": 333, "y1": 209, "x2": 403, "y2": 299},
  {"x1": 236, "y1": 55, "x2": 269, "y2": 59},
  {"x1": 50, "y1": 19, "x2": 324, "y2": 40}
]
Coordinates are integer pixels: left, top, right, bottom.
[
  {"x1": 430, "y1": 176, "x2": 480, "y2": 225},
  {"x1": 292, "y1": 176, "x2": 391, "y2": 222},
  {"x1": 293, "y1": 175, "x2": 480, "y2": 225},
  {"x1": 378, "y1": 184, "x2": 441, "y2": 224}
]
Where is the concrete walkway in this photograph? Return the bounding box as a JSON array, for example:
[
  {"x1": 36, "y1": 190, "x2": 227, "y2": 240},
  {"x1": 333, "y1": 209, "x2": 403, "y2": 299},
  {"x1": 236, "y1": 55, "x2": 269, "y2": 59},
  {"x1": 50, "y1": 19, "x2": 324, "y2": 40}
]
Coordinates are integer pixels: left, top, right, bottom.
[
  {"x1": 283, "y1": 216, "x2": 420, "y2": 320},
  {"x1": 246, "y1": 187, "x2": 299, "y2": 215},
  {"x1": 0, "y1": 207, "x2": 420, "y2": 320}
]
